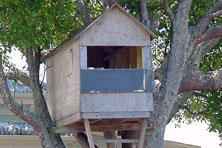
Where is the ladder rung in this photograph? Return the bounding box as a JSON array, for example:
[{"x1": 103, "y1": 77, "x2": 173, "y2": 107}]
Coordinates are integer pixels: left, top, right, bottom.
[{"x1": 94, "y1": 139, "x2": 139, "y2": 144}]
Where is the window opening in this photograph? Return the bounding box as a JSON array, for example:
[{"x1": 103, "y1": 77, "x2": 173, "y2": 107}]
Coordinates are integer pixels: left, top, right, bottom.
[{"x1": 87, "y1": 46, "x2": 143, "y2": 69}]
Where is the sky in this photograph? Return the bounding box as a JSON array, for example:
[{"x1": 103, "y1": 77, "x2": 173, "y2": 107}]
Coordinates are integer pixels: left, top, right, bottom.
[
  {"x1": 8, "y1": 49, "x2": 46, "y2": 82},
  {"x1": 165, "y1": 121, "x2": 221, "y2": 148},
  {"x1": 8, "y1": 49, "x2": 222, "y2": 148}
]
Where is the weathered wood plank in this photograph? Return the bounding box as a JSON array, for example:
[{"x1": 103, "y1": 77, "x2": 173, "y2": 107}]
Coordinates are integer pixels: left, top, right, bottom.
[
  {"x1": 46, "y1": 39, "x2": 81, "y2": 123},
  {"x1": 137, "y1": 47, "x2": 143, "y2": 68},
  {"x1": 138, "y1": 118, "x2": 148, "y2": 148},
  {"x1": 80, "y1": 69, "x2": 153, "y2": 93},
  {"x1": 52, "y1": 123, "x2": 141, "y2": 133},
  {"x1": 142, "y1": 46, "x2": 152, "y2": 69},
  {"x1": 84, "y1": 119, "x2": 95, "y2": 148},
  {"x1": 80, "y1": 7, "x2": 151, "y2": 46},
  {"x1": 81, "y1": 92, "x2": 153, "y2": 113},
  {"x1": 81, "y1": 112, "x2": 151, "y2": 119},
  {"x1": 80, "y1": 46, "x2": 87, "y2": 69},
  {"x1": 94, "y1": 139, "x2": 139, "y2": 144},
  {"x1": 55, "y1": 112, "x2": 81, "y2": 127}
]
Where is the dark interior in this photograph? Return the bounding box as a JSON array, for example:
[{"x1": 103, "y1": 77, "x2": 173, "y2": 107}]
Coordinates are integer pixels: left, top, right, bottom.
[{"x1": 87, "y1": 46, "x2": 142, "y2": 69}]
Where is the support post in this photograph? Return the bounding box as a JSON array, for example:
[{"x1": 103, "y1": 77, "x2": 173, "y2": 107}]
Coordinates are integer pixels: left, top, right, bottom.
[
  {"x1": 138, "y1": 118, "x2": 148, "y2": 148},
  {"x1": 84, "y1": 119, "x2": 95, "y2": 148}
]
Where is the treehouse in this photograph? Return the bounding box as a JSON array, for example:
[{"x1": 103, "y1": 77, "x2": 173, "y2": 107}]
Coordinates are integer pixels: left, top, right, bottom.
[{"x1": 45, "y1": 4, "x2": 155, "y2": 148}]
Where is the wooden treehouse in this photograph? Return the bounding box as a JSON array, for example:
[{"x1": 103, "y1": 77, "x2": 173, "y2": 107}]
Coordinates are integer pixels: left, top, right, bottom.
[{"x1": 45, "y1": 4, "x2": 155, "y2": 148}]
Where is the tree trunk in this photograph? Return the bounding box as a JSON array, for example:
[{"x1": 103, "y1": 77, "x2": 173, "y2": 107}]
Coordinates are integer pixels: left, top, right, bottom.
[
  {"x1": 145, "y1": 123, "x2": 165, "y2": 148},
  {"x1": 38, "y1": 126, "x2": 66, "y2": 148}
]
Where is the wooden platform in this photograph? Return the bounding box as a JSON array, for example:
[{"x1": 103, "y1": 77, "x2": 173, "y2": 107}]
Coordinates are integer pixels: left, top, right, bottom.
[{"x1": 53, "y1": 118, "x2": 144, "y2": 133}]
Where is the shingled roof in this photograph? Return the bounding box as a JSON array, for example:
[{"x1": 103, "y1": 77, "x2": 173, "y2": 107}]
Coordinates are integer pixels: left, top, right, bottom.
[
  {"x1": 7, "y1": 79, "x2": 46, "y2": 93},
  {"x1": 0, "y1": 120, "x2": 34, "y2": 135}
]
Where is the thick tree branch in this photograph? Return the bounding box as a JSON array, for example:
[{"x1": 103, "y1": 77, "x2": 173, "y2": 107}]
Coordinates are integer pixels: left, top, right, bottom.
[
  {"x1": 26, "y1": 49, "x2": 53, "y2": 128},
  {"x1": 195, "y1": 25, "x2": 222, "y2": 45},
  {"x1": 163, "y1": 0, "x2": 174, "y2": 23},
  {"x1": 76, "y1": 0, "x2": 91, "y2": 25},
  {"x1": 179, "y1": 69, "x2": 222, "y2": 93},
  {"x1": 191, "y1": 0, "x2": 222, "y2": 43},
  {"x1": 188, "y1": 37, "x2": 222, "y2": 70},
  {"x1": 0, "y1": 56, "x2": 39, "y2": 130},
  {"x1": 139, "y1": 0, "x2": 150, "y2": 28},
  {"x1": 167, "y1": 92, "x2": 193, "y2": 124},
  {"x1": 149, "y1": 12, "x2": 161, "y2": 32},
  {"x1": 158, "y1": 0, "x2": 193, "y2": 100}
]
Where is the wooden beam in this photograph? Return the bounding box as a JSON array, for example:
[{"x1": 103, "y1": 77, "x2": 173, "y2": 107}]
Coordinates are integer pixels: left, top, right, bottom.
[
  {"x1": 142, "y1": 46, "x2": 151, "y2": 69},
  {"x1": 94, "y1": 139, "x2": 139, "y2": 144},
  {"x1": 84, "y1": 119, "x2": 95, "y2": 148},
  {"x1": 80, "y1": 46, "x2": 87, "y2": 69},
  {"x1": 52, "y1": 123, "x2": 141, "y2": 133},
  {"x1": 138, "y1": 118, "x2": 148, "y2": 148},
  {"x1": 137, "y1": 47, "x2": 143, "y2": 68}
]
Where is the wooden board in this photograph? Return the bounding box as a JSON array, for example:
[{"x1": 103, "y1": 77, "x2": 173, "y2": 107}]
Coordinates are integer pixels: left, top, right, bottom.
[
  {"x1": 53, "y1": 118, "x2": 146, "y2": 133},
  {"x1": 80, "y1": 46, "x2": 87, "y2": 69},
  {"x1": 81, "y1": 93, "x2": 153, "y2": 113},
  {"x1": 84, "y1": 119, "x2": 95, "y2": 148},
  {"x1": 80, "y1": 69, "x2": 153, "y2": 93},
  {"x1": 142, "y1": 46, "x2": 152, "y2": 69},
  {"x1": 53, "y1": 123, "x2": 141, "y2": 133},
  {"x1": 81, "y1": 112, "x2": 150, "y2": 119},
  {"x1": 94, "y1": 139, "x2": 138, "y2": 144},
  {"x1": 80, "y1": 7, "x2": 151, "y2": 46},
  {"x1": 46, "y1": 38, "x2": 81, "y2": 123},
  {"x1": 137, "y1": 47, "x2": 143, "y2": 68}
]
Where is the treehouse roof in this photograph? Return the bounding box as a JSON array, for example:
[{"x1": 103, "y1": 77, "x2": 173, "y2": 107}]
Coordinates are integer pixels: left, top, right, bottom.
[{"x1": 45, "y1": 4, "x2": 156, "y2": 59}]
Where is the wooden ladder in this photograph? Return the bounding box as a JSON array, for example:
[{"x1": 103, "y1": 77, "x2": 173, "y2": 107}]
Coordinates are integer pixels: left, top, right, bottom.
[{"x1": 84, "y1": 118, "x2": 148, "y2": 148}]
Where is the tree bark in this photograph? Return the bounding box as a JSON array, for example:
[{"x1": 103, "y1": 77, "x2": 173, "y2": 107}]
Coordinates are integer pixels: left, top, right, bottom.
[
  {"x1": 39, "y1": 126, "x2": 65, "y2": 148},
  {"x1": 139, "y1": 0, "x2": 150, "y2": 28}
]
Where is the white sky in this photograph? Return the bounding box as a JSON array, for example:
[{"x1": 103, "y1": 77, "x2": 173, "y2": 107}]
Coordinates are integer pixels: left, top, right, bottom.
[
  {"x1": 165, "y1": 121, "x2": 221, "y2": 148},
  {"x1": 8, "y1": 49, "x2": 222, "y2": 148},
  {"x1": 8, "y1": 49, "x2": 45, "y2": 82}
]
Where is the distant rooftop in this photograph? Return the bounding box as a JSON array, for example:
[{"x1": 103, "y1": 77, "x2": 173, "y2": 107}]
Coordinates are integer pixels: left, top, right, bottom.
[
  {"x1": 0, "y1": 120, "x2": 34, "y2": 135},
  {"x1": 7, "y1": 79, "x2": 46, "y2": 93}
]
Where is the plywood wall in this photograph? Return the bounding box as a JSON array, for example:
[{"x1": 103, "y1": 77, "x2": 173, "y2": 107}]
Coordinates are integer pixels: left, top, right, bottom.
[
  {"x1": 80, "y1": 7, "x2": 150, "y2": 46},
  {"x1": 46, "y1": 38, "x2": 81, "y2": 126}
]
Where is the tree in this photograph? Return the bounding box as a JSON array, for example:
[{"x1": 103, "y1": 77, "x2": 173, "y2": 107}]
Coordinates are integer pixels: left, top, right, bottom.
[{"x1": 0, "y1": 0, "x2": 222, "y2": 148}]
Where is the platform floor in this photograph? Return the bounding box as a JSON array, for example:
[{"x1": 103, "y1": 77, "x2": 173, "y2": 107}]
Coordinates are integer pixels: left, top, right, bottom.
[{"x1": 56, "y1": 118, "x2": 145, "y2": 133}]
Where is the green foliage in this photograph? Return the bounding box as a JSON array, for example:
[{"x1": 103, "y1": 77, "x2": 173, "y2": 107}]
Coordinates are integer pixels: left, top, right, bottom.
[
  {"x1": 200, "y1": 45, "x2": 222, "y2": 72},
  {"x1": 189, "y1": 0, "x2": 217, "y2": 26},
  {"x1": 0, "y1": 0, "x2": 82, "y2": 51}
]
